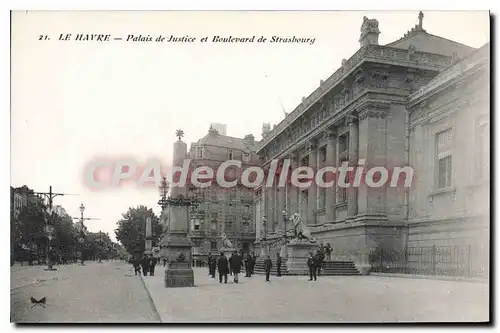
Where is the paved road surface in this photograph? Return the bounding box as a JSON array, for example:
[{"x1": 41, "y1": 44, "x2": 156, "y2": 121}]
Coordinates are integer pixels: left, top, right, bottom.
[
  {"x1": 11, "y1": 261, "x2": 160, "y2": 323},
  {"x1": 142, "y1": 267, "x2": 489, "y2": 323}
]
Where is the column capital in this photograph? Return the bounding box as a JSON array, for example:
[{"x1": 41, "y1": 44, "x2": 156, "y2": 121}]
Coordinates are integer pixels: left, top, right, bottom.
[
  {"x1": 306, "y1": 139, "x2": 318, "y2": 152},
  {"x1": 287, "y1": 152, "x2": 298, "y2": 162},
  {"x1": 344, "y1": 113, "x2": 358, "y2": 126},
  {"x1": 323, "y1": 128, "x2": 337, "y2": 139},
  {"x1": 358, "y1": 109, "x2": 388, "y2": 121},
  {"x1": 357, "y1": 100, "x2": 390, "y2": 121}
]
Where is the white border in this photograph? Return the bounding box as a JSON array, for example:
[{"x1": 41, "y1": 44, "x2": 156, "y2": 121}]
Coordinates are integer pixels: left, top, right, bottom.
[{"x1": 3, "y1": 1, "x2": 497, "y2": 332}]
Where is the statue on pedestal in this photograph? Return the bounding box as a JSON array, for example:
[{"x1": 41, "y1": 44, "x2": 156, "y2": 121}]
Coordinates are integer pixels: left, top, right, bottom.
[
  {"x1": 290, "y1": 213, "x2": 316, "y2": 243},
  {"x1": 220, "y1": 232, "x2": 234, "y2": 249}
]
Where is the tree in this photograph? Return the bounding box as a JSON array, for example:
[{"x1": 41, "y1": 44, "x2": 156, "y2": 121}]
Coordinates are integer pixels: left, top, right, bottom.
[
  {"x1": 13, "y1": 199, "x2": 47, "y2": 261},
  {"x1": 115, "y1": 205, "x2": 163, "y2": 258}
]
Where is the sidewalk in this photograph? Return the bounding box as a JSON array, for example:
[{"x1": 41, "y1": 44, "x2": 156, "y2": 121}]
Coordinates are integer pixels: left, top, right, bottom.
[
  {"x1": 11, "y1": 261, "x2": 160, "y2": 323},
  {"x1": 141, "y1": 267, "x2": 489, "y2": 322}
]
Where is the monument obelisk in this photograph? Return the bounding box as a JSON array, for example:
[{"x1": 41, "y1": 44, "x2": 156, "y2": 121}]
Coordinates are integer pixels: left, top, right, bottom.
[{"x1": 163, "y1": 130, "x2": 195, "y2": 287}]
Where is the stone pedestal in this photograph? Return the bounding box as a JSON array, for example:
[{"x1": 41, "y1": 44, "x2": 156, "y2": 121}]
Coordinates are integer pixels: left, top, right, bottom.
[
  {"x1": 286, "y1": 239, "x2": 319, "y2": 275},
  {"x1": 163, "y1": 232, "x2": 195, "y2": 288}
]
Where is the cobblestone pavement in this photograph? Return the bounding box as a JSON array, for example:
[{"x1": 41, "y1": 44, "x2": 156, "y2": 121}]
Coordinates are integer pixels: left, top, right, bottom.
[
  {"x1": 11, "y1": 261, "x2": 160, "y2": 323},
  {"x1": 142, "y1": 267, "x2": 489, "y2": 323}
]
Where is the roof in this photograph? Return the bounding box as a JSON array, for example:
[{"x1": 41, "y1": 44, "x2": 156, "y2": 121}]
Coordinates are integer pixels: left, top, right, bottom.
[
  {"x1": 386, "y1": 28, "x2": 476, "y2": 58},
  {"x1": 408, "y1": 42, "x2": 490, "y2": 104},
  {"x1": 193, "y1": 129, "x2": 260, "y2": 152}
]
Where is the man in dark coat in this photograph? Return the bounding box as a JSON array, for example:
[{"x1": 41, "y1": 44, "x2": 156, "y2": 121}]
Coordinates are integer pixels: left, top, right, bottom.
[
  {"x1": 150, "y1": 256, "x2": 158, "y2": 276},
  {"x1": 250, "y1": 252, "x2": 257, "y2": 276},
  {"x1": 244, "y1": 253, "x2": 252, "y2": 277},
  {"x1": 264, "y1": 255, "x2": 273, "y2": 282},
  {"x1": 307, "y1": 252, "x2": 317, "y2": 281},
  {"x1": 315, "y1": 249, "x2": 325, "y2": 276},
  {"x1": 229, "y1": 251, "x2": 243, "y2": 283},
  {"x1": 132, "y1": 256, "x2": 141, "y2": 276},
  {"x1": 141, "y1": 254, "x2": 150, "y2": 276},
  {"x1": 217, "y1": 252, "x2": 229, "y2": 284},
  {"x1": 276, "y1": 253, "x2": 282, "y2": 277},
  {"x1": 207, "y1": 252, "x2": 214, "y2": 276}
]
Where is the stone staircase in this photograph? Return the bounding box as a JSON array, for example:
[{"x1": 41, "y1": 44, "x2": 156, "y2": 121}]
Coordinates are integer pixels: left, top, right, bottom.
[{"x1": 253, "y1": 258, "x2": 361, "y2": 276}]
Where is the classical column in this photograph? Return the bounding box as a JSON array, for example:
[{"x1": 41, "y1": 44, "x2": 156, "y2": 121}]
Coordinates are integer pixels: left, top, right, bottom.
[
  {"x1": 357, "y1": 103, "x2": 390, "y2": 217},
  {"x1": 288, "y1": 152, "x2": 299, "y2": 215},
  {"x1": 266, "y1": 182, "x2": 275, "y2": 233},
  {"x1": 255, "y1": 193, "x2": 261, "y2": 241},
  {"x1": 276, "y1": 165, "x2": 286, "y2": 234},
  {"x1": 346, "y1": 114, "x2": 359, "y2": 220},
  {"x1": 324, "y1": 128, "x2": 337, "y2": 223},
  {"x1": 307, "y1": 139, "x2": 318, "y2": 225},
  {"x1": 317, "y1": 144, "x2": 324, "y2": 213}
]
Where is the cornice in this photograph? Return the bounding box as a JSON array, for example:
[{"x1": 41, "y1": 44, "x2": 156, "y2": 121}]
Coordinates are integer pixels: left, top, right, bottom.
[{"x1": 257, "y1": 44, "x2": 452, "y2": 153}]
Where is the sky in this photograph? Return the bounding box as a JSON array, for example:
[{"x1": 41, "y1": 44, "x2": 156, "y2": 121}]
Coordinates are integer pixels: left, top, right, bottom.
[{"x1": 10, "y1": 10, "x2": 490, "y2": 241}]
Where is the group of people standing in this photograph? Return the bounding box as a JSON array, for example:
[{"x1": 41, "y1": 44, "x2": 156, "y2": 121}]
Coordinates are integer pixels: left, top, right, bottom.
[
  {"x1": 130, "y1": 254, "x2": 158, "y2": 276},
  {"x1": 307, "y1": 243, "x2": 333, "y2": 281},
  {"x1": 207, "y1": 251, "x2": 258, "y2": 284}
]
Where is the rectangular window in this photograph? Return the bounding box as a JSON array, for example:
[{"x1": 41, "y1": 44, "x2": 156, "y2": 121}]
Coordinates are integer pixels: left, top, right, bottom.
[
  {"x1": 320, "y1": 146, "x2": 327, "y2": 163},
  {"x1": 475, "y1": 121, "x2": 488, "y2": 180},
  {"x1": 210, "y1": 220, "x2": 217, "y2": 231},
  {"x1": 435, "y1": 129, "x2": 453, "y2": 189},
  {"x1": 338, "y1": 133, "x2": 349, "y2": 154},
  {"x1": 211, "y1": 241, "x2": 218, "y2": 250},
  {"x1": 197, "y1": 147, "x2": 203, "y2": 159},
  {"x1": 337, "y1": 157, "x2": 348, "y2": 203}
]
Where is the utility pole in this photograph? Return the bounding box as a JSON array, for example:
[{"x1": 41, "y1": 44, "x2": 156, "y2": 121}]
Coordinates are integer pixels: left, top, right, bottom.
[
  {"x1": 33, "y1": 186, "x2": 77, "y2": 271},
  {"x1": 72, "y1": 203, "x2": 100, "y2": 266}
]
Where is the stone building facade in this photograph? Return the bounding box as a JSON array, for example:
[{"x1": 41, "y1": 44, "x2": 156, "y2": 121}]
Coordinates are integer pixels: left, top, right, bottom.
[
  {"x1": 186, "y1": 126, "x2": 260, "y2": 262},
  {"x1": 405, "y1": 43, "x2": 489, "y2": 273},
  {"x1": 254, "y1": 12, "x2": 489, "y2": 275}
]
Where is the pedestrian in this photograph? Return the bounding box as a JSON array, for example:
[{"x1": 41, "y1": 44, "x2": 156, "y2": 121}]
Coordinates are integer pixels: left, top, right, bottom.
[
  {"x1": 325, "y1": 243, "x2": 332, "y2": 262},
  {"x1": 264, "y1": 255, "x2": 273, "y2": 282},
  {"x1": 163, "y1": 257, "x2": 167, "y2": 267},
  {"x1": 150, "y1": 256, "x2": 158, "y2": 276},
  {"x1": 141, "y1": 254, "x2": 150, "y2": 276},
  {"x1": 207, "y1": 252, "x2": 217, "y2": 278},
  {"x1": 244, "y1": 253, "x2": 252, "y2": 277},
  {"x1": 276, "y1": 253, "x2": 282, "y2": 277},
  {"x1": 250, "y1": 252, "x2": 257, "y2": 276},
  {"x1": 210, "y1": 253, "x2": 217, "y2": 278},
  {"x1": 315, "y1": 249, "x2": 325, "y2": 276},
  {"x1": 307, "y1": 252, "x2": 317, "y2": 281},
  {"x1": 229, "y1": 251, "x2": 243, "y2": 283},
  {"x1": 217, "y1": 252, "x2": 229, "y2": 284},
  {"x1": 132, "y1": 257, "x2": 141, "y2": 276}
]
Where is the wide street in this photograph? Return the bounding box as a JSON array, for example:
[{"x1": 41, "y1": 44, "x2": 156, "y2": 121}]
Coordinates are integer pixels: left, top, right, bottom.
[{"x1": 11, "y1": 261, "x2": 489, "y2": 323}]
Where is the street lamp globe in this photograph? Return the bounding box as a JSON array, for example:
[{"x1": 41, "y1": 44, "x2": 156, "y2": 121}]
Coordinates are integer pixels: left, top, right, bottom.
[{"x1": 79, "y1": 203, "x2": 85, "y2": 214}]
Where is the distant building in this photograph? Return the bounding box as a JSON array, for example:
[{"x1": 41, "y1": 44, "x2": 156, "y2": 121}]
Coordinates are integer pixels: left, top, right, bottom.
[
  {"x1": 10, "y1": 185, "x2": 43, "y2": 217},
  {"x1": 209, "y1": 123, "x2": 227, "y2": 136},
  {"x1": 187, "y1": 126, "x2": 260, "y2": 261}
]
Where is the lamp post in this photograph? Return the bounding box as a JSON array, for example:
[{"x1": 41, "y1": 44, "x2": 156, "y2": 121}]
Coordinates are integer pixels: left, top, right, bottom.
[
  {"x1": 73, "y1": 203, "x2": 99, "y2": 266},
  {"x1": 33, "y1": 185, "x2": 77, "y2": 271}
]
